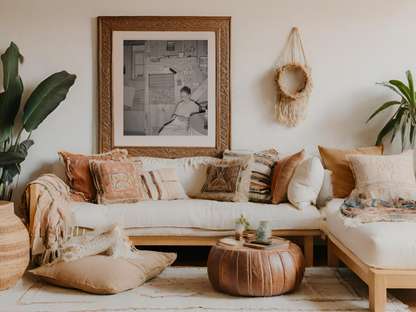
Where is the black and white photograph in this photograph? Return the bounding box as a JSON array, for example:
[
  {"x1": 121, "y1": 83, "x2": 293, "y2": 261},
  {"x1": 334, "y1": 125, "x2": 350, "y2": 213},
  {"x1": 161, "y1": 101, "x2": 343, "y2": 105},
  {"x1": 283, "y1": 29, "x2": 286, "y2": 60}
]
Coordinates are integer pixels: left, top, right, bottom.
[{"x1": 123, "y1": 39, "x2": 209, "y2": 137}]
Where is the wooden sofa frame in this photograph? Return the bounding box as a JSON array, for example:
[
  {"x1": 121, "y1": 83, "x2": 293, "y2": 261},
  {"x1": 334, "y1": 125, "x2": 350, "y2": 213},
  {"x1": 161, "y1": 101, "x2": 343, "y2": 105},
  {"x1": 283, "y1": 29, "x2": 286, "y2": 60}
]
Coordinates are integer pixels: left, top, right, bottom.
[
  {"x1": 28, "y1": 184, "x2": 320, "y2": 267},
  {"x1": 327, "y1": 231, "x2": 416, "y2": 312}
]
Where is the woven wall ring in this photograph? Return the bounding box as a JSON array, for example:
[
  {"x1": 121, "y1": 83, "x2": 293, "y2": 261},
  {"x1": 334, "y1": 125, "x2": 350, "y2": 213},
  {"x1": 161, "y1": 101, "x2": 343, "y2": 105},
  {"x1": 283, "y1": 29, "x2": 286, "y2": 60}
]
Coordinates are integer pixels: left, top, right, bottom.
[{"x1": 275, "y1": 62, "x2": 311, "y2": 100}]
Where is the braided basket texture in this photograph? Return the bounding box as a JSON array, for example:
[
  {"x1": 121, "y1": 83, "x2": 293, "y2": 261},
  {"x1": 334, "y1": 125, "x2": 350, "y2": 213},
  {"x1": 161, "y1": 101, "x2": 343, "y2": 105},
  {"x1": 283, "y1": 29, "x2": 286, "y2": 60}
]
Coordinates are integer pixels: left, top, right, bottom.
[{"x1": 0, "y1": 201, "x2": 29, "y2": 291}]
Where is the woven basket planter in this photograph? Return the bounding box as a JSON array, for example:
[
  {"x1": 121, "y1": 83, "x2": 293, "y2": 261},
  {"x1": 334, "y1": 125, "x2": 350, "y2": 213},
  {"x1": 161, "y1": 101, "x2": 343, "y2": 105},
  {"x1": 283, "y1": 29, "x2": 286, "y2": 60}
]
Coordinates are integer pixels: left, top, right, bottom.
[{"x1": 0, "y1": 201, "x2": 30, "y2": 291}]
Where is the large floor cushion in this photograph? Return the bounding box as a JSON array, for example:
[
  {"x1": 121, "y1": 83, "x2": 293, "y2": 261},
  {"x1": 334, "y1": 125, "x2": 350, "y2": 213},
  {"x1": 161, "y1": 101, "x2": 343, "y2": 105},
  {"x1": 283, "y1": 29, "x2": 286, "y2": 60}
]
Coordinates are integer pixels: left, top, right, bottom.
[
  {"x1": 72, "y1": 199, "x2": 322, "y2": 232},
  {"x1": 324, "y1": 198, "x2": 416, "y2": 269}
]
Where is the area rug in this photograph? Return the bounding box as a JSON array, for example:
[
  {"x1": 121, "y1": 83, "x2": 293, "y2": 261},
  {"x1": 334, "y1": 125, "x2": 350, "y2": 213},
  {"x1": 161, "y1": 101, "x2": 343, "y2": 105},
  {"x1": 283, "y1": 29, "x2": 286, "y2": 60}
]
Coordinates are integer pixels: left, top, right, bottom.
[{"x1": 0, "y1": 267, "x2": 410, "y2": 312}]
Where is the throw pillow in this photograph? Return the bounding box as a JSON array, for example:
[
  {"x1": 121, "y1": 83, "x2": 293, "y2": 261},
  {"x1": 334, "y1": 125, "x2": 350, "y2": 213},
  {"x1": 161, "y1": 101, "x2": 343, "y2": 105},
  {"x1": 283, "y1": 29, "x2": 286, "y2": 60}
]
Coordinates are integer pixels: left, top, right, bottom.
[
  {"x1": 318, "y1": 144, "x2": 384, "y2": 198},
  {"x1": 348, "y1": 150, "x2": 416, "y2": 200},
  {"x1": 148, "y1": 167, "x2": 188, "y2": 200},
  {"x1": 271, "y1": 149, "x2": 305, "y2": 204},
  {"x1": 196, "y1": 155, "x2": 254, "y2": 202},
  {"x1": 89, "y1": 159, "x2": 149, "y2": 205},
  {"x1": 316, "y1": 170, "x2": 334, "y2": 208},
  {"x1": 223, "y1": 149, "x2": 281, "y2": 203},
  {"x1": 29, "y1": 251, "x2": 177, "y2": 294},
  {"x1": 58, "y1": 149, "x2": 128, "y2": 202},
  {"x1": 141, "y1": 171, "x2": 159, "y2": 200},
  {"x1": 287, "y1": 157, "x2": 325, "y2": 209}
]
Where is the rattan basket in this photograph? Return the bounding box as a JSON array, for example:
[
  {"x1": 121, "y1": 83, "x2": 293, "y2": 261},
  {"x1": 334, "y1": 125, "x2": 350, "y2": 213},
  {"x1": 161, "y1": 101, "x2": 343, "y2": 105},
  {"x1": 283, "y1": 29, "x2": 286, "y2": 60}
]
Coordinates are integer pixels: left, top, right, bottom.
[{"x1": 0, "y1": 201, "x2": 29, "y2": 291}]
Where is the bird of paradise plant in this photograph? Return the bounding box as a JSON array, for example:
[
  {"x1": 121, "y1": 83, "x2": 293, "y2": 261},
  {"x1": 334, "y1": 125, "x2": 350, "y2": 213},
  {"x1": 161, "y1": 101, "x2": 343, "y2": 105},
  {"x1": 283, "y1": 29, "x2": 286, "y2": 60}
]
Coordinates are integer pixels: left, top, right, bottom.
[{"x1": 0, "y1": 42, "x2": 76, "y2": 200}]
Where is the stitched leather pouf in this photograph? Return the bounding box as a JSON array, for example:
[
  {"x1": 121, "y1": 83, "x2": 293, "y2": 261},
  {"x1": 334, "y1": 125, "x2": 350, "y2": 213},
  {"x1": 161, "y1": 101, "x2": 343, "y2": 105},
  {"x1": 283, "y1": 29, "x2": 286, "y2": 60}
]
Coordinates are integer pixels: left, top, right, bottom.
[
  {"x1": 207, "y1": 241, "x2": 305, "y2": 297},
  {"x1": 0, "y1": 201, "x2": 30, "y2": 291}
]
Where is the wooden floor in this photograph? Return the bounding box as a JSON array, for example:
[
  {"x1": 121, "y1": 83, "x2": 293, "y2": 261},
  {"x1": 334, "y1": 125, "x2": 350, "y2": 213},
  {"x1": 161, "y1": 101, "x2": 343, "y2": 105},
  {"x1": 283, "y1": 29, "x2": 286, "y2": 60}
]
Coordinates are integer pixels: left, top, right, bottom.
[{"x1": 138, "y1": 244, "x2": 416, "y2": 310}]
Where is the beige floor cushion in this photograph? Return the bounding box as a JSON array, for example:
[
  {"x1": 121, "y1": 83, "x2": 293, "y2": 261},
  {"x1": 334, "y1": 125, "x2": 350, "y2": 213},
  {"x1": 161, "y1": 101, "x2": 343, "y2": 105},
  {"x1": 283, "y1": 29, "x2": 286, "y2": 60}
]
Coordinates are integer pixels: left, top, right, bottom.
[{"x1": 29, "y1": 251, "x2": 176, "y2": 294}]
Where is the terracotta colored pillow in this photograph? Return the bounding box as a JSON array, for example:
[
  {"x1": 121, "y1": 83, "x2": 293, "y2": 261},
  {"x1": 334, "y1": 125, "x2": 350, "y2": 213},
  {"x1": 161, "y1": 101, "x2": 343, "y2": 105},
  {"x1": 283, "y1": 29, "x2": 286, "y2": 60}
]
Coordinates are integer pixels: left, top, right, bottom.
[
  {"x1": 196, "y1": 155, "x2": 254, "y2": 202},
  {"x1": 348, "y1": 150, "x2": 416, "y2": 200},
  {"x1": 29, "y1": 251, "x2": 177, "y2": 294},
  {"x1": 59, "y1": 149, "x2": 128, "y2": 202},
  {"x1": 90, "y1": 159, "x2": 150, "y2": 205},
  {"x1": 271, "y1": 150, "x2": 305, "y2": 204},
  {"x1": 318, "y1": 144, "x2": 384, "y2": 198}
]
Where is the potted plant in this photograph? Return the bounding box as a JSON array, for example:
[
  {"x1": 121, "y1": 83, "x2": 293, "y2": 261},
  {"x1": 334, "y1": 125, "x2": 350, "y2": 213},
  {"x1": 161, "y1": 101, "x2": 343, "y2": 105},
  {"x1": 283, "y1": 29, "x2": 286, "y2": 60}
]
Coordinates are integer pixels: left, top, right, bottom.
[
  {"x1": 0, "y1": 42, "x2": 76, "y2": 290},
  {"x1": 367, "y1": 70, "x2": 416, "y2": 151},
  {"x1": 235, "y1": 214, "x2": 250, "y2": 240}
]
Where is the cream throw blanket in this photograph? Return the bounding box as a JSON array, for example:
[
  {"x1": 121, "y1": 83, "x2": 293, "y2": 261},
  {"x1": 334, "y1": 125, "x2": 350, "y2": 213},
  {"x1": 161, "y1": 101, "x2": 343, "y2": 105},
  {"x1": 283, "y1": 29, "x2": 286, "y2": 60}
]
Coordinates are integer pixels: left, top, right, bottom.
[{"x1": 20, "y1": 174, "x2": 141, "y2": 266}]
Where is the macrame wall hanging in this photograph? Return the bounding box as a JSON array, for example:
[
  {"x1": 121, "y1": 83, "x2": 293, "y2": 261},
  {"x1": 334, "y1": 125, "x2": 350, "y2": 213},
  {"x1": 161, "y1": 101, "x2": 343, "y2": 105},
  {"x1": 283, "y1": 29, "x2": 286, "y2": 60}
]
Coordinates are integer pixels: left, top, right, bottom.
[{"x1": 275, "y1": 27, "x2": 313, "y2": 127}]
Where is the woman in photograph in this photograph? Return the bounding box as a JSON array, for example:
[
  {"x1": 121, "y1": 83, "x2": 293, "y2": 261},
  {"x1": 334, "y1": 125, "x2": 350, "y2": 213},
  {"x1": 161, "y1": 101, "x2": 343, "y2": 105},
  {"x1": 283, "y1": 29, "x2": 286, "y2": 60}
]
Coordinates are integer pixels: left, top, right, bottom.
[{"x1": 159, "y1": 86, "x2": 206, "y2": 136}]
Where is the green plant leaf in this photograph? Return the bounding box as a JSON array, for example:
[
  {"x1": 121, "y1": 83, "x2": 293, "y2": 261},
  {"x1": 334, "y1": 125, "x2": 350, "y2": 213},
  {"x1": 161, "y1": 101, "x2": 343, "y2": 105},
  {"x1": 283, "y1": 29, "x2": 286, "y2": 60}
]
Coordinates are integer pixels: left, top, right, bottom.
[
  {"x1": 390, "y1": 80, "x2": 412, "y2": 104},
  {"x1": 406, "y1": 70, "x2": 415, "y2": 108},
  {"x1": 366, "y1": 101, "x2": 401, "y2": 123},
  {"x1": 376, "y1": 117, "x2": 396, "y2": 145},
  {"x1": 391, "y1": 108, "x2": 407, "y2": 143},
  {"x1": 0, "y1": 42, "x2": 24, "y2": 143},
  {"x1": 11, "y1": 140, "x2": 34, "y2": 158},
  {"x1": 411, "y1": 123, "x2": 416, "y2": 149},
  {"x1": 1, "y1": 163, "x2": 20, "y2": 185},
  {"x1": 0, "y1": 151, "x2": 25, "y2": 167},
  {"x1": 401, "y1": 118, "x2": 407, "y2": 152},
  {"x1": 22, "y1": 71, "x2": 76, "y2": 132},
  {"x1": 377, "y1": 82, "x2": 406, "y2": 101}
]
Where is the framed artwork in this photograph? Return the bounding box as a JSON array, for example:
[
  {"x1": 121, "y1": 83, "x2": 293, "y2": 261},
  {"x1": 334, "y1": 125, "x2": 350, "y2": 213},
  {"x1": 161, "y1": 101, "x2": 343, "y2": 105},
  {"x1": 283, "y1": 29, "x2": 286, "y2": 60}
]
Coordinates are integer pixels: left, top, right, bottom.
[{"x1": 98, "y1": 16, "x2": 231, "y2": 158}]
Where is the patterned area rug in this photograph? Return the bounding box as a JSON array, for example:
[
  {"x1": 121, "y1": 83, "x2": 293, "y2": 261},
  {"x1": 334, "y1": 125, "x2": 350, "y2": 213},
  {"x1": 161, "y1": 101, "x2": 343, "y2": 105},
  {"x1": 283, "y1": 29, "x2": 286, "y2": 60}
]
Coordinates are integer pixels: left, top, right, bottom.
[{"x1": 0, "y1": 267, "x2": 410, "y2": 312}]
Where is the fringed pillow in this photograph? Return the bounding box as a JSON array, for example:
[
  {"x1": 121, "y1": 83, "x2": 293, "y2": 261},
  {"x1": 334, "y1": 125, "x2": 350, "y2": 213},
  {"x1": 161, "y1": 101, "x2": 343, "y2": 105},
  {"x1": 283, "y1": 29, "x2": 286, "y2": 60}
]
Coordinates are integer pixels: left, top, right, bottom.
[
  {"x1": 223, "y1": 149, "x2": 282, "y2": 203},
  {"x1": 58, "y1": 149, "x2": 128, "y2": 202},
  {"x1": 89, "y1": 158, "x2": 149, "y2": 205},
  {"x1": 196, "y1": 155, "x2": 254, "y2": 202},
  {"x1": 348, "y1": 150, "x2": 416, "y2": 200}
]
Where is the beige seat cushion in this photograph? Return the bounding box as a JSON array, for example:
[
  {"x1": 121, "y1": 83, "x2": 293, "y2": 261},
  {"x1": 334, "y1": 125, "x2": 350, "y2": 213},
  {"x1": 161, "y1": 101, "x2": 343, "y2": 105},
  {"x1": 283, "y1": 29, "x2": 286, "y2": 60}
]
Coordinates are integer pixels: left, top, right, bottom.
[
  {"x1": 318, "y1": 144, "x2": 384, "y2": 198},
  {"x1": 71, "y1": 199, "x2": 323, "y2": 231},
  {"x1": 29, "y1": 251, "x2": 176, "y2": 294}
]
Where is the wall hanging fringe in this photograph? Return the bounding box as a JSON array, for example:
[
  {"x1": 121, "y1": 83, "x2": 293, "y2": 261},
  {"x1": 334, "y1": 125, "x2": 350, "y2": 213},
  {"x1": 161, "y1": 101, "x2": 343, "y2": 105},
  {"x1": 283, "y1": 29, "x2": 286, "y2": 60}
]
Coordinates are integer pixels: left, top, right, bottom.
[{"x1": 275, "y1": 27, "x2": 313, "y2": 127}]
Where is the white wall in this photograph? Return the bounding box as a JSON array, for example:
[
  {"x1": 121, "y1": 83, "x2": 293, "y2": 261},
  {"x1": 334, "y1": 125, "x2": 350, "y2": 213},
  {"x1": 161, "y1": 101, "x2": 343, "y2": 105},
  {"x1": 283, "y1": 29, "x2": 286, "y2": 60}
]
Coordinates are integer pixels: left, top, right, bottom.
[{"x1": 1, "y1": 0, "x2": 416, "y2": 205}]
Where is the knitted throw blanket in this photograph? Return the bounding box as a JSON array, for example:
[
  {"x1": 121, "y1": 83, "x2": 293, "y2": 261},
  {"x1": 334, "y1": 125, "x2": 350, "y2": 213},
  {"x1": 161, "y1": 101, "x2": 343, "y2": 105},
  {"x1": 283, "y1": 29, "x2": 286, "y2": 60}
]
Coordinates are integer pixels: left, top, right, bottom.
[{"x1": 341, "y1": 196, "x2": 416, "y2": 227}]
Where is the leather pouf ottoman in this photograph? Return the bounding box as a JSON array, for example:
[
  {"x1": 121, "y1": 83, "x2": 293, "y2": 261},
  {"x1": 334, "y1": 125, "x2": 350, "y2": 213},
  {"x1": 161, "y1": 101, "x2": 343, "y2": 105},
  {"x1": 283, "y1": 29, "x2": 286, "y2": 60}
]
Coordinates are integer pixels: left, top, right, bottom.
[{"x1": 207, "y1": 241, "x2": 305, "y2": 297}]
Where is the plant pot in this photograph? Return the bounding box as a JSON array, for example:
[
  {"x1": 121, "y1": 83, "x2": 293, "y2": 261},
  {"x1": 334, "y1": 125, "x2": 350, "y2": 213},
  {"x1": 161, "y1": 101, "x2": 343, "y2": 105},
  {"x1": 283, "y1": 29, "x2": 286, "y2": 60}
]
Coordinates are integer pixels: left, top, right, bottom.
[
  {"x1": 235, "y1": 223, "x2": 244, "y2": 240},
  {"x1": 0, "y1": 201, "x2": 30, "y2": 290}
]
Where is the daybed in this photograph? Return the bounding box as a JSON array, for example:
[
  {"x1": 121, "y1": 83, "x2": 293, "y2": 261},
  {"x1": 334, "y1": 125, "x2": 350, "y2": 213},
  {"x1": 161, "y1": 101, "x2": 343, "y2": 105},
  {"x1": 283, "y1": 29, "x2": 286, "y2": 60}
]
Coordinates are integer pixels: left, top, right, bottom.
[
  {"x1": 24, "y1": 155, "x2": 325, "y2": 267},
  {"x1": 324, "y1": 198, "x2": 416, "y2": 312}
]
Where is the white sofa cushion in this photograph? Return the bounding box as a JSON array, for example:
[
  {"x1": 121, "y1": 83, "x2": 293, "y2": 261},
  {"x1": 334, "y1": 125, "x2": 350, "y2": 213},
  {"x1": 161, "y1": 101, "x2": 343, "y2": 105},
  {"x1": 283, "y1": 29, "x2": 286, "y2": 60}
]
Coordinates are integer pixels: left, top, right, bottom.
[
  {"x1": 324, "y1": 198, "x2": 416, "y2": 269},
  {"x1": 72, "y1": 199, "x2": 322, "y2": 232},
  {"x1": 287, "y1": 157, "x2": 324, "y2": 209}
]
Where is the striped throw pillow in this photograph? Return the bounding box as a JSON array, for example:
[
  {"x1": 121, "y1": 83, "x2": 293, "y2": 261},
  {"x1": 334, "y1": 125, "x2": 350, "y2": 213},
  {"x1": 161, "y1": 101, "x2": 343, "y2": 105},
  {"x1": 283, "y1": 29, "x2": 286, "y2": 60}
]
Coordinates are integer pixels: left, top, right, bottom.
[
  {"x1": 147, "y1": 167, "x2": 188, "y2": 200},
  {"x1": 223, "y1": 149, "x2": 282, "y2": 203}
]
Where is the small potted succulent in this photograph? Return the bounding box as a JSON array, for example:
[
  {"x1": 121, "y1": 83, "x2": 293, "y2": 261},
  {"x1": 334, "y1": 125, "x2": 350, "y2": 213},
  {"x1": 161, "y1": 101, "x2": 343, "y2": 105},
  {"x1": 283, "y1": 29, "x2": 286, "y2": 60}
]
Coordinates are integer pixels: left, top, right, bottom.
[{"x1": 235, "y1": 214, "x2": 250, "y2": 240}]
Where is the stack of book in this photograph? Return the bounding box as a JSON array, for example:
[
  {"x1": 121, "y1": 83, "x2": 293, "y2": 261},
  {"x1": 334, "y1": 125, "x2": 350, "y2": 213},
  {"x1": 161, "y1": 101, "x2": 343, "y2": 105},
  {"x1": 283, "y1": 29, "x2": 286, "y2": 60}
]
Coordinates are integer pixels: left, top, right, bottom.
[
  {"x1": 243, "y1": 238, "x2": 289, "y2": 250},
  {"x1": 218, "y1": 236, "x2": 289, "y2": 250}
]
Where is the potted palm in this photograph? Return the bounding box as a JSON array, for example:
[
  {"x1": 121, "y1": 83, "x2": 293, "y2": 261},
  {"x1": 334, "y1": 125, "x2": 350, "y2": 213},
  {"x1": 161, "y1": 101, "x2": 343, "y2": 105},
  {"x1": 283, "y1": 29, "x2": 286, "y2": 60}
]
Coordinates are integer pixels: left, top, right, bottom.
[
  {"x1": 0, "y1": 42, "x2": 76, "y2": 290},
  {"x1": 367, "y1": 70, "x2": 416, "y2": 151}
]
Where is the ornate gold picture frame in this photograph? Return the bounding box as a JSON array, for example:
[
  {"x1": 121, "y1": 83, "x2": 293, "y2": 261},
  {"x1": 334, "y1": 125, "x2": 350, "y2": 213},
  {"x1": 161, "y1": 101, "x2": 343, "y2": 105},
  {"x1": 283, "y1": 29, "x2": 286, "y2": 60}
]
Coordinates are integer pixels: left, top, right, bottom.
[{"x1": 98, "y1": 16, "x2": 231, "y2": 158}]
